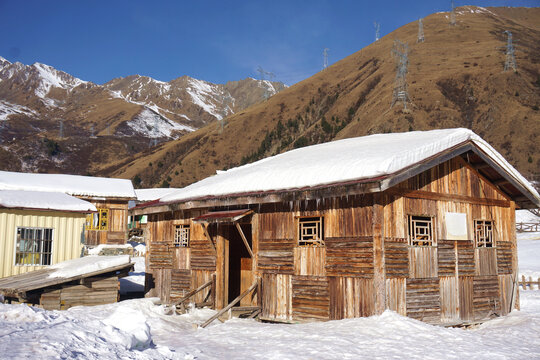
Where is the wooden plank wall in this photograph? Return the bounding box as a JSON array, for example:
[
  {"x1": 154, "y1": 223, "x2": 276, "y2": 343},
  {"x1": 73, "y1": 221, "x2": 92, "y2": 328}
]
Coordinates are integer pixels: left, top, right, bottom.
[
  {"x1": 387, "y1": 157, "x2": 517, "y2": 324},
  {"x1": 292, "y1": 276, "x2": 329, "y2": 321},
  {"x1": 261, "y1": 273, "x2": 292, "y2": 321},
  {"x1": 40, "y1": 276, "x2": 119, "y2": 310},
  {"x1": 330, "y1": 277, "x2": 375, "y2": 319},
  {"x1": 85, "y1": 200, "x2": 129, "y2": 245}
]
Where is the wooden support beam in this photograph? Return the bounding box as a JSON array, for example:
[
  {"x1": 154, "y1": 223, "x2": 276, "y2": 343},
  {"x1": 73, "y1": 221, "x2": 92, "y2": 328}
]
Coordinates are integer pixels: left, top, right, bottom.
[
  {"x1": 493, "y1": 178, "x2": 510, "y2": 186},
  {"x1": 200, "y1": 280, "x2": 259, "y2": 328},
  {"x1": 235, "y1": 223, "x2": 254, "y2": 258},
  {"x1": 173, "y1": 276, "x2": 214, "y2": 306},
  {"x1": 471, "y1": 162, "x2": 491, "y2": 170},
  {"x1": 202, "y1": 223, "x2": 217, "y2": 254},
  {"x1": 372, "y1": 193, "x2": 386, "y2": 314}
]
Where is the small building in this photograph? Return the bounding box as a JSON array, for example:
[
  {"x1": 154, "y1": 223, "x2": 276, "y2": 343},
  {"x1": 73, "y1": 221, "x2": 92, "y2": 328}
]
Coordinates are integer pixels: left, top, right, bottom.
[
  {"x1": 0, "y1": 171, "x2": 136, "y2": 246},
  {"x1": 0, "y1": 190, "x2": 96, "y2": 278},
  {"x1": 128, "y1": 188, "x2": 180, "y2": 234},
  {"x1": 133, "y1": 129, "x2": 540, "y2": 325},
  {"x1": 0, "y1": 255, "x2": 133, "y2": 309}
]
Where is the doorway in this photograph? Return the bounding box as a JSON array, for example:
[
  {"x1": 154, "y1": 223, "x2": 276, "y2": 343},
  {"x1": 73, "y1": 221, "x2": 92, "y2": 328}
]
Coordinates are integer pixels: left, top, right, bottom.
[{"x1": 227, "y1": 223, "x2": 252, "y2": 305}]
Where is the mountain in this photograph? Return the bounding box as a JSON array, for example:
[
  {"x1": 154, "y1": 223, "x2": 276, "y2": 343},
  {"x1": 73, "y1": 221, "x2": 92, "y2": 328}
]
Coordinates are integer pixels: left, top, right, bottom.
[
  {"x1": 0, "y1": 57, "x2": 285, "y2": 174},
  {"x1": 103, "y1": 6, "x2": 540, "y2": 189}
]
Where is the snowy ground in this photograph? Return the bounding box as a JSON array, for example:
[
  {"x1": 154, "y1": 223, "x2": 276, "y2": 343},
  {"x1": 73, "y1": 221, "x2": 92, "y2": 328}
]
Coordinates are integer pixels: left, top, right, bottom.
[{"x1": 1, "y1": 227, "x2": 540, "y2": 359}]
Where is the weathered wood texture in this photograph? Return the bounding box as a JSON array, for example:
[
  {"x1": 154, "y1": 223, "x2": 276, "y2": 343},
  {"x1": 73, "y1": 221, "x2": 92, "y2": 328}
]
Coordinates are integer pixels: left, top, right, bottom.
[
  {"x1": 409, "y1": 247, "x2": 438, "y2": 278},
  {"x1": 40, "y1": 276, "x2": 119, "y2": 310},
  {"x1": 386, "y1": 277, "x2": 406, "y2": 316},
  {"x1": 406, "y1": 278, "x2": 441, "y2": 324},
  {"x1": 475, "y1": 248, "x2": 497, "y2": 276},
  {"x1": 191, "y1": 270, "x2": 214, "y2": 304},
  {"x1": 457, "y1": 242, "x2": 475, "y2": 276},
  {"x1": 473, "y1": 276, "x2": 501, "y2": 320},
  {"x1": 261, "y1": 273, "x2": 292, "y2": 321},
  {"x1": 496, "y1": 242, "x2": 513, "y2": 274},
  {"x1": 498, "y1": 274, "x2": 514, "y2": 316},
  {"x1": 174, "y1": 247, "x2": 190, "y2": 270},
  {"x1": 190, "y1": 239, "x2": 216, "y2": 271},
  {"x1": 330, "y1": 277, "x2": 375, "y2": 319},
  {"x1": 384, "y1": 238, "x2": 408, "y2": 278},
  {"x1": 292, "y1": 276, "x2": 329, "y2": 321},
  {"x1": 437, "y1": 240, "x2": 456, "y2": 276},
  {"x1": 459, "y1": 276, "x2": 474, "y2": 321},
  {"x1": 439, "y1": 276, "x2": 459, "y2": 323},
  {"x1": 294, "y1": 247, "x2": 326, "y2": 276},
  {"x1": 170, "y1": 269, "x2": 191, "y2": 300},
  {"x1": 325, "y1": 237, "x2": 373, "y2": 277},
  {"x1": 148, "y1": 241, "x2": 173, "y2": 270}
]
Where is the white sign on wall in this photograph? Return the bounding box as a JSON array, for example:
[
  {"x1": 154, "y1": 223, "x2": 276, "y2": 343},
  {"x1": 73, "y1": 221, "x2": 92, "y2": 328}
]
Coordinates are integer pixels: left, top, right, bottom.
[{"x1": 445, "y1": 212, "x2": 468, "y2": 240}]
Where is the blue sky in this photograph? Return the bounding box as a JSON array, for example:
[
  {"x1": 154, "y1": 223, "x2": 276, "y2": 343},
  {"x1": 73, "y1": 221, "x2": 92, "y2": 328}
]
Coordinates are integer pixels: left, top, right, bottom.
[{"x1": 0, "y1": 0, "x2": 536, "y2": 85}]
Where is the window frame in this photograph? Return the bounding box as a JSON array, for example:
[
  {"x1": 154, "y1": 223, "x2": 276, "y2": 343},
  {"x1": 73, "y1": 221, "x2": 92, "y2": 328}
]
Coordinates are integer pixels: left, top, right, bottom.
[
  {"x1": 407, "y1": 215, "x2": 436, "y2": 247},
  {"x1": 14, "y1": 226, "x2": 54, "y2": 266},
  {"x1": 174, "y1": 224, "x2": 190, "y2": 248},
  {"x1": 86, "y1": 208, "x2": 109, "y2": 231},
  {"x1": 297, "y1": 216, "x2": 325, "y2": 247},
  {"x1": 474, "y1": 219, "x2": 495, "y2": 248}
]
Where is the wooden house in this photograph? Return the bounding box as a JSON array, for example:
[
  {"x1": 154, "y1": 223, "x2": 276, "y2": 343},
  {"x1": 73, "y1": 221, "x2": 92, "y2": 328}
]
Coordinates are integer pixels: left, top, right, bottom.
[
  {"x1": 132, "y1": 129, "x2": 540, "y2": 325},
  {"x1": 0, "y1": 190, "x2": 96, "y2": 278},
  {"x1": 0, "y1": 171, "x2": 136, "y2": 246}
]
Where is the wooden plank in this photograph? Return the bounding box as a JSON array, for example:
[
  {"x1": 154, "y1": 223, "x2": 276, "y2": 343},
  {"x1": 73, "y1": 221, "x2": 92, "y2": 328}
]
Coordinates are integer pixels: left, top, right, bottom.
[
  {"x1": 385, "y1": 278, "x2": 406, "y2": 316},
  {"x1": 439, "y1": 276, "x2": 459, "y2": 323},
  {"x1": 330, "y1": 277, "x2": 375, "y2": 319},
  {"x1": 406, "y1": 278, "x2": 441, "y2": 324},
  {"x1": 235, "y1": 223, "x2": 254, "y2": 258},
  {"x1": 261, "y1": 273, "x2": 292, "y2": 321},
  {"x1": 409, "y1": 247, "x2": 438, "y2": 278},
  {"x1": 292, "y1": 276, "x2": 329, "y2": 321},
  {"x1": 372, "y1": 193, "x2": 385, "y2": 314},
  {"x1": 387, "y1": 188, "x2": 510, "y2": 208},
  {"x1": 384, "y1": 238, "x2": 408, "y2": 278},
  {"x1": 473, "y1": 275, "x2": 500, "y2": 320},
  {"x1": 325, "y1": 237, "x2": 373, "y2": 277},
  {"x1": 294, "y1": 247, "x2": 326, "y2": 276},
  {"x1": 475, "y1": 248, "x2": 497, "y2": 276}
]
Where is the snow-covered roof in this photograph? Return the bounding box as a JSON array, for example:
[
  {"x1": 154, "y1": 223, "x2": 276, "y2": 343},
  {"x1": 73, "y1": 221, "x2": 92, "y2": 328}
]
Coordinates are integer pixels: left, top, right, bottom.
[
  {"x1": 160, "y1": 128, "x2": 540, "y2": 205},
  {"x1": 0, "y1": 171, "x2": 136, "y2": 199},
  {"x1": 48, "y1": 255, "x2": 131, "y2": 279},
  {"x1": 135, "y1": 188, "x2": 180, "y2": 202},
  {"x1": 0, "y1": 190, "x2": 97, "y2": 212}
]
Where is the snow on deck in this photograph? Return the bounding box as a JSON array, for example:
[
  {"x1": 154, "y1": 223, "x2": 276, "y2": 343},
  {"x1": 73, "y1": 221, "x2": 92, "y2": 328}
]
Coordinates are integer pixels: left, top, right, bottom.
[
  {"x1": 0, "y1": 170, "x2": 136, "y2": 199},
  {"x1": 161, "y1": 128, "x2": 540, "y2": 204},
  {"x1": 47, "y1": 255, "x2": 131, "y2": 279},
  {"x1": 0, "y1": 190, "x2": 96, "y2": 212}
]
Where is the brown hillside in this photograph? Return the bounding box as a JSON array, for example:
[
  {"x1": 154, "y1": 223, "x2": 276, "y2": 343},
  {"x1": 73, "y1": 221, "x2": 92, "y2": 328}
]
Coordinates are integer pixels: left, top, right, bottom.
[{"x1": 103, "y1": 6, "x2": 540, "y2": 189}]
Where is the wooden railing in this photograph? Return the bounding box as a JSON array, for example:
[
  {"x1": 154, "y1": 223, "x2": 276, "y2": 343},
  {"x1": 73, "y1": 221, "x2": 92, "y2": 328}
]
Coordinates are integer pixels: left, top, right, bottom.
[
  {"x1": 516, "y1": 222, "x2": 540, "y2": 233},
  {"x1": 520, "y1": 275, "x2": 540, "y2": 290}
]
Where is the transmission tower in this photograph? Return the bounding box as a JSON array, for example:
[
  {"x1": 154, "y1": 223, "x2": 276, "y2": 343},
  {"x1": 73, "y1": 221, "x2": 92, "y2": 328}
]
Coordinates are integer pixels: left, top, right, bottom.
[
  {"x1": 504, "y1": 31, "x2": 517, "y2": 72},
  {"x1": 391, "y1": 40, "x2": 410, "y2": 110},
  {"x1": 90, "y1": 124, "x2": 95, "y2": 138},
  {"x1": 450, "y1": 0, "x2": 456, "y2": 26},
  {"x1": 374, "y1": 22, "x2": 380, "y2": 41},
  {"x1": 323, "y1": 48, "x2": 329, "y2": 70},
  {"x1": 417, "y1": 18, "x2": 425, "y2": 43},
  {"x1": 59, "y1": 119, "x2": 64, "y2": 139}
]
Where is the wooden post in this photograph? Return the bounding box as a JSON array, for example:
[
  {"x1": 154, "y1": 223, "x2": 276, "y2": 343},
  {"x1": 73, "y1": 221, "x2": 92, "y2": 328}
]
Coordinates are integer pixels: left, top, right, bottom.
[
  {"x1": 510, "y1": 202, "x2": 519, "y2": 310},
  {"x1": 373, "y1": 193, "x2": 386, "y2": 314},
  {"x1": 202, "y1": 223, "x2": 217, "y2": 254},
  {"x1": 235, "y1": 223, "x2": 254, "y2": 258},
  {"x1": 215, "y1": 230, "x2": 229, "y2": 309}
]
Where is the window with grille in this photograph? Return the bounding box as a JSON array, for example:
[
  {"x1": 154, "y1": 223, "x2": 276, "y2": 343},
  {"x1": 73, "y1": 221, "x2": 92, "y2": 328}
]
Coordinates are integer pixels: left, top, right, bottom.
[
  {"x1": 174, "y1": 225, "x2": 190, "y2": 247},
  {"x1": 15, "y1": 227, "x2": 53, "y2": 266},
  {"x1": 408, "y1": 215, "x2": 435, "y2": 246},
  {"x1": 86, "y1": 209, "x2": 109, "y2": 230},
  {"x1": 298, "y1": 217, "x2": 324, "y2": 246},
  {"x1": 475, "y1": 220, "x2": 494, "y2": 248}
]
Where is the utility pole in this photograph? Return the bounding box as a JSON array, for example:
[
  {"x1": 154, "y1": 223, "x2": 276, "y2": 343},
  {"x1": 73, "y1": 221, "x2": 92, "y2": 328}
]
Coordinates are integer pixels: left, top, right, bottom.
[
  {"x1": 504, "y1": 31, "x2": 517, "y2": 72},
  {"x1": 374, "y1": 22, "x2": 380, "y2": 41},
  {"x1": 417, "y1": 18, "x2": 425, "y2": 43},
  {"x1": 323, "y1": 48, "x2": 329, "y2": 70},
  {"x1": 391, "y1": 40, "x2": 410, "y2": 110}
]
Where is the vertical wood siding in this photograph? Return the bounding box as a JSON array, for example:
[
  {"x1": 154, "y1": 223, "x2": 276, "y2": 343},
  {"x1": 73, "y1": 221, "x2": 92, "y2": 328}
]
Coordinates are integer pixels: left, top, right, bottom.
[
  {"x1": 498, "y1": 274, "x2": 514, "y2": 316},
  {"x1": 409, "y1": 247, "x2": 438, "y2": 278},
  {"x1": 261, "y1": 273, "x2": 292, "y2": 321},
  {"x1": 0, "y1": 210, "x2": 85, "y2": 278},
  {"x1": 294, "y1": 247, "x2": 326, "y2": 276},
  {"x1": 329, "y1": 277, "x2": 375, "y2": 319},
  {"x1": 385, "y1": 278, "x2": 406, "y2": 316},
  {"x1": 459, "y1": 276, "x2": 474, "y2": 321},
  {"x1": 475, "y1": 248, "x2": 497, "y2": 276},
  {"x1": 439, "y1": 276, "x2": 459, "y2": 323}
]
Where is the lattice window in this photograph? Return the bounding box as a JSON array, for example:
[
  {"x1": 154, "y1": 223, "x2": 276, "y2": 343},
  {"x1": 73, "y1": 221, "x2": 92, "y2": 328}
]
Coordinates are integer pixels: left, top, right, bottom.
[
  {"x1": 174, "y1": 225, "x2": 190, "y2": 247},
  {"x1": 298, "y1": 217, "x2": 324, "y2": 246},
  {"x1": 86, "y1": 209, "x2": 109, "y2": 231},
  {"x1": 408, "y1": 215, "x2": 435, "y2": 246},
  {"x1": 475, "y1": 220, "x2": 494, "y2": 248},
  {"x1": 15, "y1": 227, "x2": 53, "y2": 266}
]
